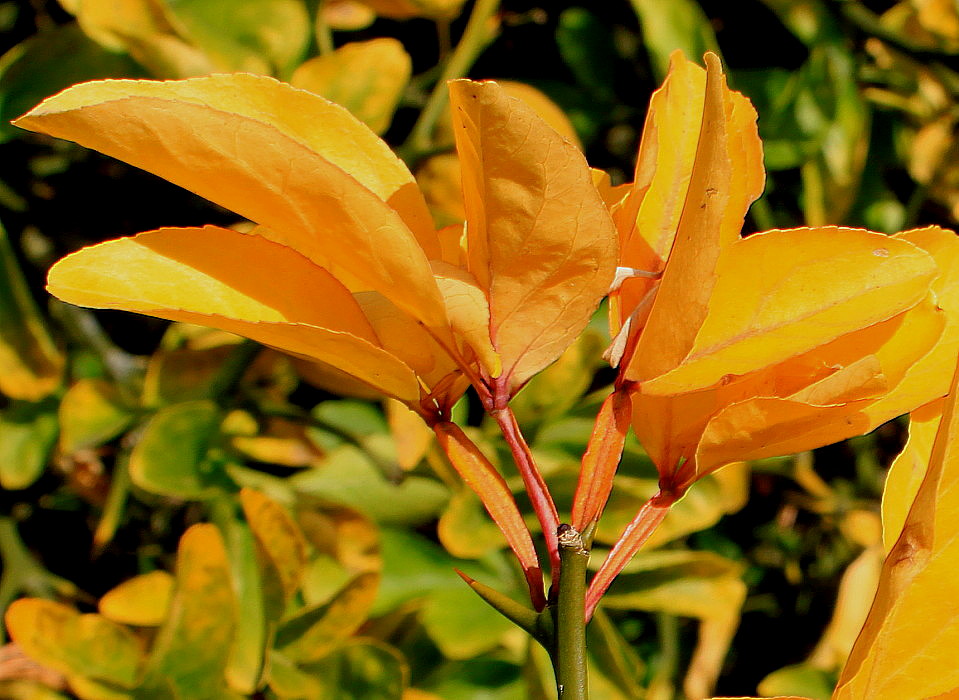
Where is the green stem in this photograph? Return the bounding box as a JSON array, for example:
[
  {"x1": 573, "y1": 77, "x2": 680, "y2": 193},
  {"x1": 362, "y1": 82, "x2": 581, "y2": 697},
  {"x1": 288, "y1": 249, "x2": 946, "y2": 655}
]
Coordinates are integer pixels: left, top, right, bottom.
[
  {"x1": 51, "y1": 302, "x2": 144, "y2": 404},
  {"x1": 554, "y1": 524, "x2": 589, "y2": 700},
  {"x1": 0, "y1": 515, "x2": 84, "y2": 641},
  {"x1": 315, "y1": 0, "x2": 334, "y2": 56},
  {"x1": 648, "y1": 613, "x2": 680, "y2": 700},
  {"x1": 207, "y1": 339, "x2": 261, "y2": 402},
  {"x1": 92, "y1": 452, "x2": 132, "y2": 556},
  {"x1": 399, "y1": 0, "x2": 500, "y2": 163}
]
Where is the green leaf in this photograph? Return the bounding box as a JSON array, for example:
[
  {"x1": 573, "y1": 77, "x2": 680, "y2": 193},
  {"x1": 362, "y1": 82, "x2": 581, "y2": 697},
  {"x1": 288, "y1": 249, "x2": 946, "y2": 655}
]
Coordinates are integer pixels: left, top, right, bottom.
[
  {"x1": 629, "y1": 0, "x2": 720, "y2": 80},
  {"x1": 753, "y1": 2, "x2": 869, "y2": 225},
  {"x1": 140, "y1": 524, "x2": 236, "y2": 699},
  {"x1": 0, "y1": 224, "x2": 63, "y2": 400},
  {"x1": 216, "y1": 510, "x2": 268, "y2": 695},
  {"x1": 600, "y1": 550, "x2": 745, "y2": 620},
  {"x1": 142, "y1": 344, "x2": 239, "y2": 407},
  {"x1": 0, "y1": 399, "x2": 58, "y2": 490},
  {"x1": 420, "y1": 585, "x2": 518, "y2": 659},
  {"x1": 311, "y1": 399, "x2": 389, "y2": 443},
  {"x1": 437, "y1": 488, "x2": 510, "y2": 559},
  {"x1": 129, "y1": 400, "x2": 231, "y2": 499},
  {"x1": 5, "y1": 599, "x2": 142, "y2": 693},
  {"x1": 420, "y1": 658, "x2": 525, "y2": 699},
  {"x1": 373, "y1": 529, "x2": 502, "y2": 615},
  {"x1": 58, "y1": 378, "x2": 134, "y2": 453},
  {"x1": 797, "y1": 45, "x2": 870, "y2": 226},
  {"x1": 165, "y1": 0, "x2": 310, "y2": 78},
  {"x1": 271, "y1": 640, "x2": 407, "y2": 700},
  {"x1": 758, "y1": 663, "x2": 835, "y2": 700},
  {"x1": 0, "y1": 24, "x2": 142, "y2": 143},
  {"x1": 290, "y1": 445, "x2": 448, "y2": 526}
]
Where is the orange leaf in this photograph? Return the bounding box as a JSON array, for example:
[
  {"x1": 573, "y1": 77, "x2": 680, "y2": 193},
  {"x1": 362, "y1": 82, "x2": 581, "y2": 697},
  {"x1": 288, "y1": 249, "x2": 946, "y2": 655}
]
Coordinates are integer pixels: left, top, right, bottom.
[
  {"x1": 432, "y1": 421, "x2": 545, "y2": 610},
  {"x1": 430, "y1": 260, "x2": 501, "y2": 378},
  {"x1": 449, "y1": 79, "x2": 617, "y2": 391},
  {"x1": 626, "y1": 52, "x2": 763, "y2": 383},
  {"x1": 15, "y1": 74, "x2": 445, "y2": 327},
  {"x1": 47, "y1": 226, "x2": 422, "y2": 402},
  {"x1": 571, "y1": 389, "x2": 631, "y2": 532}
]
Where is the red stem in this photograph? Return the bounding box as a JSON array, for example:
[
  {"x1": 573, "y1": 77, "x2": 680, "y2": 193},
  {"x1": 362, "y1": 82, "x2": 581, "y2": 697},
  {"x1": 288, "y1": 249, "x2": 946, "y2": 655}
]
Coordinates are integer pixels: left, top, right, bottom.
[
  {"x1": 491, "y1": 406, "x2": 561, "y2": 582},
  {"x1": 584, "y1": 489, "x2": 676, "y2": 621}
]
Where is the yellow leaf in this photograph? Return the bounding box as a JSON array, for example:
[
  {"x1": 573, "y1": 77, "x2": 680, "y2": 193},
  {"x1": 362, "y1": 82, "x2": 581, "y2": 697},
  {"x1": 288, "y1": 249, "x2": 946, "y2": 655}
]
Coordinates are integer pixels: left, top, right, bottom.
[
  {"x1": 240, "y1": 488, "x2": 309, "y2": 607},
  {"x1": 322, "y1": 0, "x2": 376, "y2": 29},
  {"x1": 141, "y1": 524, "x2": 235, "y2": 696},
  {"x1": 449, "y1": 79, "x2": 617, "y2": 390},
  {"x1": 70, "y1": 0, "x2": 177, "y2": 51},
  {"x1": 68, "y1": 0, "x2": 215, "y2": 78},
  {"x1": 861, "y1": 226, "x2": 959, "y2": 426},
  {"x1": 614, "y1": 52, "x2": 707, "y2": 285},
  {"x1": 352, "y1": 290, "x2": 466, "y2": 406},
  {"x1": 419, "y1": 81, "x2": 581, "y2": 229},
  {"x1": 297, "y1": 502, "x2": 381, "y2": 576},
  {"x1": 834, "y1": 363, "x2": 959, "y2": 699},
  {"x1": 806, "y1": 545, "x2": 882, "y2": 671},
  {"x1": 643, "y1": 228, "x2": 937, "y2": 395},
  {"x1": 15, "y1": 74, "x2": 443, "y2": 322},
  {"x1": 291, "y1": 38, "x2": 411, "y2": 135},
  {"x1": 881, "y1": 400, "x2": 941, "y2": 553},
  {"x1": 47, "y1": 226, "x2": 422, "y2": 402},
  {"x1": 275, "y1": 572, "x2": 379, "y2": 663},
  {"x1": 292, "y1": 358, "x2": 382, "y2": 400},
  {"x1": 386, "y1": 398, "x2": 434, "y2": 470},
  {"x1": 99, "y1": 570, "x2": 175, "y2": 626},
  {"x1": 0, "y1": 225, "x2": 63, "y2": 401},
  {"x1": 356, "y1": 0, "x2": 466, "y2": 20},
  {"x1": 5, "y1": 599, "x2": 142, "y2": 692},
  {"x1": 499, "y1": 81, "x2": 582, "y2": 148},
  {"x1": 603, "y1": 52, "x2": 958, "y2": 494}
]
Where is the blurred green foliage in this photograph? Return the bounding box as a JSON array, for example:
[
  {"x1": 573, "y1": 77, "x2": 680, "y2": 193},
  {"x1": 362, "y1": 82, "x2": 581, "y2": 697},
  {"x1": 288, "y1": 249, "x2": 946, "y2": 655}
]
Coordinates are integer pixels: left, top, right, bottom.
[{"x1": 0, "y1": 0, "x2": 954, "y2": 698}]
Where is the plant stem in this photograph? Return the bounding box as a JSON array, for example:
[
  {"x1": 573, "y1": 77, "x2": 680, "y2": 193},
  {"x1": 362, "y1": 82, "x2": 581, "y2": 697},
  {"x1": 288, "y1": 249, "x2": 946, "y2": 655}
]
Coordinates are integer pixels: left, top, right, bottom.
[
  {"x1": 648, "y1": 613, "x2": 680, "y2": 700},
  {"x1": 0, "y1": 515, "x2": 84, "y2": 641},
  {"x1": 208, "y1": 339, "x2": 261, "y2": 401},
  {"x1": 554, "y1": 524, "x2": 589, "y2": 700},
  {"x1": 314, "y1": 0, "x2": 334, "y2": 55},
  {"x1": 400, "y1": 0, "x2": 500, "y2": 163},
  {"x1": 492, "y1": 407, "x2": 561, "y2": 580},
  {"x1": 92, "y1": 451, "x2": 132, "y2": 556}
]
